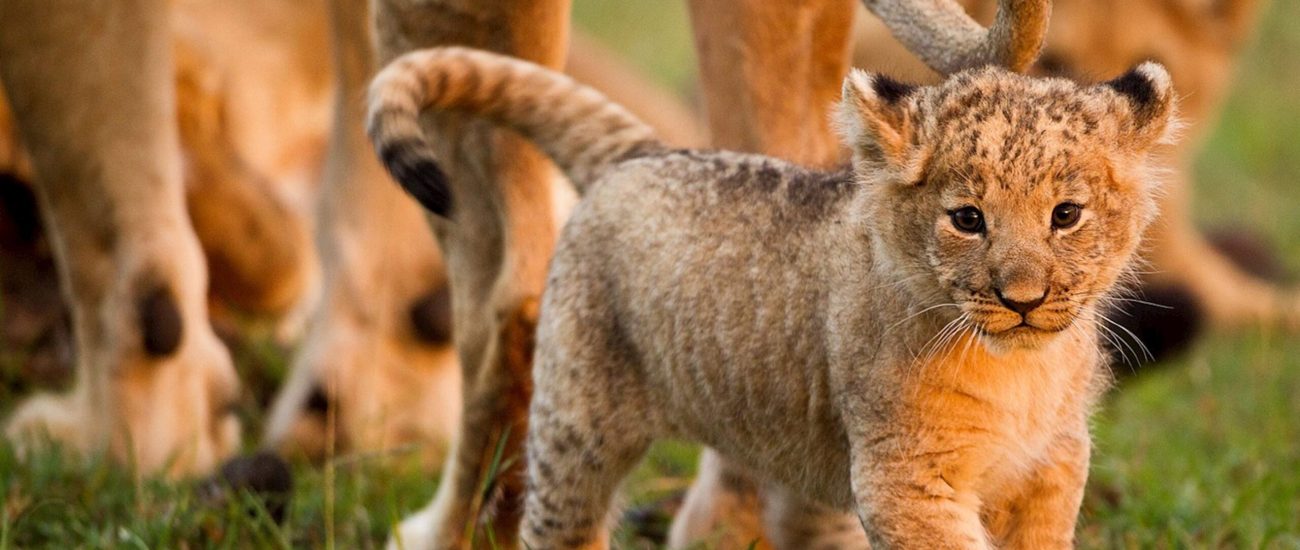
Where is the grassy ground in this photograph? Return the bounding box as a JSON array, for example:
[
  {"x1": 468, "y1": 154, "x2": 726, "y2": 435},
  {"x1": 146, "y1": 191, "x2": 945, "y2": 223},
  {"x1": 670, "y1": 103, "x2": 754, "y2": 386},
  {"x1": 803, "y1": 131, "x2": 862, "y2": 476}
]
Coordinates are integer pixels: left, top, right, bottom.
[{"x1": 5, "y1": 1, "x2": 1300, "y2": 548}]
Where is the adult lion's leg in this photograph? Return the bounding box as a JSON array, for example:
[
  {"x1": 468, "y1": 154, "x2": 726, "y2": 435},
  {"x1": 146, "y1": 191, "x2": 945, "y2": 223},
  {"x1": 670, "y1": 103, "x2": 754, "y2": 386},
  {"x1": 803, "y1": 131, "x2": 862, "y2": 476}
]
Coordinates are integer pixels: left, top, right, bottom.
[
  {"x1": 0, "y1": 0, "x2": 240, "y2": 475},
  {"x1": 373, "y1": 0, "x2": 569, "y2": 548},
  {"x1": 687, "y1": 0, "x2": 853, "y2": 165},
  {"x1": 671, "y1": 0, "x2": 858, "y2": 548},
  {"x1": 762, "y1": 487, "x2": 871, "y2": 550},
  {"x1": 667, "y1": 450, "x2": 771, "y2": 549}
]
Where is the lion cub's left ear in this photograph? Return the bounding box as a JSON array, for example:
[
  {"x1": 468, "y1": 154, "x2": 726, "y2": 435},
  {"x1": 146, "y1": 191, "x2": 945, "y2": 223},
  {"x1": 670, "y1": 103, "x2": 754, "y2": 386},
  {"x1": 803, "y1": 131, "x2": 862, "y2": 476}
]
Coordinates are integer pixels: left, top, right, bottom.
[
  {"x1": 1101, "y1": 62, "x2": 1179, "y2": 151},
  {"x1": 837, "y1": 69, "x2": 923, "y2": 177}
]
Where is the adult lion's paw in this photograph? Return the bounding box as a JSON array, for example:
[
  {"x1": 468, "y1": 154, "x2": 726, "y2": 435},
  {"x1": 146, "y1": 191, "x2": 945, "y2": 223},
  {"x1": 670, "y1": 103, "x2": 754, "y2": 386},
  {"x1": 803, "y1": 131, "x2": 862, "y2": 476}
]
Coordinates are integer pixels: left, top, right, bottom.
[
  {"x1": 387, "y1": 503, "x2": 440, "y2": 550},
  {"x1": 5, "y1": 393, "x2": 92, "y2": 458},
  {"x1": 4, "y1": 281, "x2": 243, "y2": 477}
]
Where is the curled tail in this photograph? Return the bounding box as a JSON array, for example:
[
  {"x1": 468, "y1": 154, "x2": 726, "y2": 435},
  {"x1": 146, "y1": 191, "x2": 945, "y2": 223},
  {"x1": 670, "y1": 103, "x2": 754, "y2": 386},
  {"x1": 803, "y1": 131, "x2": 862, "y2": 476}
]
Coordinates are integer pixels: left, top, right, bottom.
[{"x1": 367, "y1": 46, "x2": 661, "y2": 217}]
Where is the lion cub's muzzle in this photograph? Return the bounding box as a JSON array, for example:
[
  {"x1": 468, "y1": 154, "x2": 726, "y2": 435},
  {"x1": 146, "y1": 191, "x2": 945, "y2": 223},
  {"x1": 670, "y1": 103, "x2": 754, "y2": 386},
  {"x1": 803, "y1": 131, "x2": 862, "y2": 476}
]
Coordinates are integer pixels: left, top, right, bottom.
[{"x1": 968, "y1": 289, "x2": 1079, "y2": 344}]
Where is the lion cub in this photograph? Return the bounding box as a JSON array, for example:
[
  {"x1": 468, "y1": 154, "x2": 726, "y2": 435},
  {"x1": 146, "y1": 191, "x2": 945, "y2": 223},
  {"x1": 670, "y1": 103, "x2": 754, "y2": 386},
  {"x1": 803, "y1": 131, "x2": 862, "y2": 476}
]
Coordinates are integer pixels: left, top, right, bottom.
[{"x1": 368, "y1": 48, "x2": 1176, "y2": 548}]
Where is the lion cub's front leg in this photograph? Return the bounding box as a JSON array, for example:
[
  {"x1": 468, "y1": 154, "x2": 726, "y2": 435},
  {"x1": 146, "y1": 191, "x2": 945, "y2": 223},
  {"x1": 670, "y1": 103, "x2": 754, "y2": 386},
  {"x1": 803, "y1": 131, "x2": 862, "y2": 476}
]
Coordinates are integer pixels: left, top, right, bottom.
[
  {"x1": 850, "y1": 447, "x2": 991, "y2": 550},
  {"x1": 986, "y1": 434, "x2": 1089, "y2": 549},
  {"x1": 850, "y1": 421, "x2": 1089, "y2": 550}
]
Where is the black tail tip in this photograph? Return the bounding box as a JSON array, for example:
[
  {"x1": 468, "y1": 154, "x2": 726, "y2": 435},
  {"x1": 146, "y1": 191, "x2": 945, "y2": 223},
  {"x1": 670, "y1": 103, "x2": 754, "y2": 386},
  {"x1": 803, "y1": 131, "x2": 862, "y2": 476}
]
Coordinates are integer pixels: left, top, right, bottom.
[{"x1": 386, "y1": 154, "x2": 453, "y2": 218}]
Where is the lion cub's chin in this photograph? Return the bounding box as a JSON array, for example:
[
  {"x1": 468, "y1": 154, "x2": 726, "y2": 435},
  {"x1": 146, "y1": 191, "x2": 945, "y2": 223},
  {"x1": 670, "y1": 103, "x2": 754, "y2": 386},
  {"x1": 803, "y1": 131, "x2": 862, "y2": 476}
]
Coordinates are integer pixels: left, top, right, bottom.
[{"x1": 977, "y1": 323, "x2": 1071, "y2": 354}]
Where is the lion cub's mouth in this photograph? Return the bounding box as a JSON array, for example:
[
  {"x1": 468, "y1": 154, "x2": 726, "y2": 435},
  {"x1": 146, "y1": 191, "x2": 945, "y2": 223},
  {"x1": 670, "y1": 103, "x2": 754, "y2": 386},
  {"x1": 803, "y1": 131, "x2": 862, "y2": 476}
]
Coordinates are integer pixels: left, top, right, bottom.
[
  {"x1": 1006, "y1": 322, "x2": 1066, "y2": 335},
  {"x1": 972, "y1": 318, "x2": 1072, "y2": 347}
]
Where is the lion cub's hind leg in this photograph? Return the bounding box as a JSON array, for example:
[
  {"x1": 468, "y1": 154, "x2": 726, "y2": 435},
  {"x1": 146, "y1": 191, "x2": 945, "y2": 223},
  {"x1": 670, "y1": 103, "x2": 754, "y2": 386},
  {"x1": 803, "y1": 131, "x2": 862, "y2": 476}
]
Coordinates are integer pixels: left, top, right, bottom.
[
  {"x1": 522, "y1": 271, "x2": 657, "y2": 549},
  {"x1": 523, "y1": 390, "x2": 653, "y2": 549}
]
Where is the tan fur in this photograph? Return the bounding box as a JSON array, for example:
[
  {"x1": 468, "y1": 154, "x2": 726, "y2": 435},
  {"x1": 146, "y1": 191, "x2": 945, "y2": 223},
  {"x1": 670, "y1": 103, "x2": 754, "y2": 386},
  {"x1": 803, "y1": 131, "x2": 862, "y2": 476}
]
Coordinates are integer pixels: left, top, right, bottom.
[
  {"x1": 680, "y1": 1, "x2": 1269, "y2": 543},
  {"x1": 0, "y1": 1, "x2": 330, "y2": 321},
  {"x1": 0, "y1": 86, "x2": 32, "y2": 182},
  {"x1": 172, "y1": 37, "x2": 317, "y2": 317},
  {"x1": 0, "y1": 0, "x2": 331, "y2": 320},
  {"x1": 222, "y1": 2, "x2": 697, "y2": 460},
  {"x1": 1032, "y1": 0, "x2": 1293, "y2": 330},
  {"x1": 261, "y1": 0, "x2": 465, "y2": 462},
  {"x1": 367, "y1": 42, "x2": 1178, "y2": 548},
  {"x1": 0, "y1": 9, "x2": 321, "y2": 321},
  {"x1": 369, "y1": 51, "x2": 657, "y2": 199},
  {"x1": 0, "y1": 0, "x2": 1253, "y2": 486},
  {"x1": 0, "y1": 0, "x2": 455, "y2": 473},
  {"x1": 685, "y1": 0, "x2": 858, "y2": 169},
  {"x1": 82, "y1": 0, "x2": 330, "y2": 321}
]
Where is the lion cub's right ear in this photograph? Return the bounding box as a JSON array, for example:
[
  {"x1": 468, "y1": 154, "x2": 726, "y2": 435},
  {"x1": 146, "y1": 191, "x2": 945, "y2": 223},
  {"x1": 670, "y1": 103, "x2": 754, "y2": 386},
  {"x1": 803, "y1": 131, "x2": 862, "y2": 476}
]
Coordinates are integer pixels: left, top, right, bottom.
[
  {"x1": 1100, "y1": 62, "x2": 1179, "y2": 152},
  {"x1": 836, "y1": 69, "x2": 922, "y2": 179}
]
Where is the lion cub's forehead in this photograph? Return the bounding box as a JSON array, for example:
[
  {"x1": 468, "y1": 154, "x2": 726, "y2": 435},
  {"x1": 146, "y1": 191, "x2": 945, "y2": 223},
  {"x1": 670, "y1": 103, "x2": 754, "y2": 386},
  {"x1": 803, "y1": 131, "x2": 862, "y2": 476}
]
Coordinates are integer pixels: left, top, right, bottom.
[{"x1": 919, "y1": 71, "x2": 1117, "y2": 194}]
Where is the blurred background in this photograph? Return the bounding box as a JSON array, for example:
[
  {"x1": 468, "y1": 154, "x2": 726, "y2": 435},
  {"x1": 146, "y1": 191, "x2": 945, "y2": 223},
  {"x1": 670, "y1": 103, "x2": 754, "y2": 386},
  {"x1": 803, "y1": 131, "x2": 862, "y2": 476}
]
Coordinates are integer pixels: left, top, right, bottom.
[{"x1": 2, "y1": 0, "x2": 1299, "y2": 547}]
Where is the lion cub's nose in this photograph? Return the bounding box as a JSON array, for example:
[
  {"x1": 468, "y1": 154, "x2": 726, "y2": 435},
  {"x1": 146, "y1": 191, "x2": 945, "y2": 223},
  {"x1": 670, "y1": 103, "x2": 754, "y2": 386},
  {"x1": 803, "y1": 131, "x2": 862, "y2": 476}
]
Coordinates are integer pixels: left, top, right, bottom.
[{"x1": 995, "y1": 286, "x2": 1047, "y2": 315}]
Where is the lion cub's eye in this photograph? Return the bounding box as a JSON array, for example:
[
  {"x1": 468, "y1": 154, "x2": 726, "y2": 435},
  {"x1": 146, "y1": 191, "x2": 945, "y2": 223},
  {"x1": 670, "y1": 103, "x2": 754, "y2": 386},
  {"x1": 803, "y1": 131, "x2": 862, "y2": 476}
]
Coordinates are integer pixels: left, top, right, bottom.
[
  {"x1": 950, "y1": 206, "x2": 985, "y2": 234},
  {"x1": 1051, "y1": 203, "x2": 1083, "y2": 230}
]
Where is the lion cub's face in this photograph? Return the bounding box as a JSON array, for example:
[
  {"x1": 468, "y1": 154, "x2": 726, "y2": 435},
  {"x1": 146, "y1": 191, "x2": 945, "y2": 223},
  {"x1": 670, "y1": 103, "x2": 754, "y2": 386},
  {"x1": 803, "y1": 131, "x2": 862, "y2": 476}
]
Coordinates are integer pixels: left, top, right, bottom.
[{"x1": 839, "y1": 64, "x2": 1177, "y2": 348}]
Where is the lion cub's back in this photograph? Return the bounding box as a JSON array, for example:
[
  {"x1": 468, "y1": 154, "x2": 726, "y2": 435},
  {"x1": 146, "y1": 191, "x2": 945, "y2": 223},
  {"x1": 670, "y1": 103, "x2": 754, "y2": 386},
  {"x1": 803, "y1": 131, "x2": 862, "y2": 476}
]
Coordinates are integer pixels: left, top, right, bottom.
[{"x1": 543, "y1": 151, "x2": 858, "y2": 474}]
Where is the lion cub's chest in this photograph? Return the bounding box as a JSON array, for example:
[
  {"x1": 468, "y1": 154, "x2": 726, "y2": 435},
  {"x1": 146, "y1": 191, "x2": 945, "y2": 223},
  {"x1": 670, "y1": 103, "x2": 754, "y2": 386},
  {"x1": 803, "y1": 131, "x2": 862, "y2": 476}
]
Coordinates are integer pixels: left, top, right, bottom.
[{"x1": 905, "y1": 333, "x2": 1096, "y2": 500}]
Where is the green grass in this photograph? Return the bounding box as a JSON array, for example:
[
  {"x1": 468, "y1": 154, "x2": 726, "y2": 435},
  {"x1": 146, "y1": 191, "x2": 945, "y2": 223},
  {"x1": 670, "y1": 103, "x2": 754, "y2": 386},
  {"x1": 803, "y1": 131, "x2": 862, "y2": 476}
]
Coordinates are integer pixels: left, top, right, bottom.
[
  {"x1": 1081, "y1": 333, "x2": 1300, "y2": 548},
  {"x1": 6, "y1": 1, "x2": 1300, "y2": 547},
  {"x1": 0, "y1": 442, "x2": 437, "y2": 549}
]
